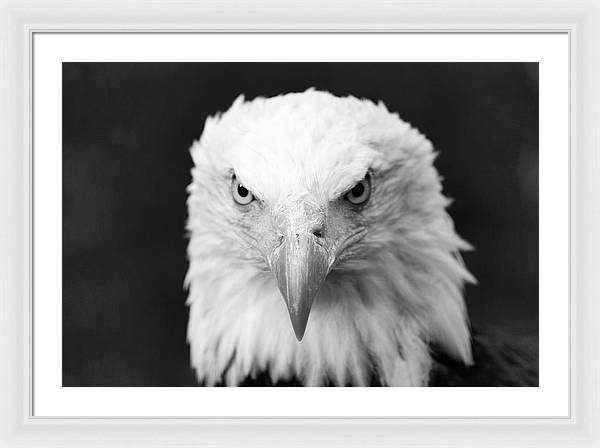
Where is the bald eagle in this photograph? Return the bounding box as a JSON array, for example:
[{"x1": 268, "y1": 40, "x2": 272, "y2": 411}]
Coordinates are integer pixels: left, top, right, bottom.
[{"x1": 185, "y1": 89, "x2": 532, "y2": 387}]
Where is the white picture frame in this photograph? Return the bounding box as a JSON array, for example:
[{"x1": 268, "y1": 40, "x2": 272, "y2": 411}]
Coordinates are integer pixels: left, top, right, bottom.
[{"x1": 1, "y1": 0, "x2": 598, "y2": 446}]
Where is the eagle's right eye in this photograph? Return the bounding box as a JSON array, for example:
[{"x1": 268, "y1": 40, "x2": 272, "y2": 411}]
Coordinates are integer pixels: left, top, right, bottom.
[
  {"x1": 345, "y1": 172, "x2": 371, "y2": 205},
  {"x1": 231, "y1": 175, "x2": 255, "y2": 205}
]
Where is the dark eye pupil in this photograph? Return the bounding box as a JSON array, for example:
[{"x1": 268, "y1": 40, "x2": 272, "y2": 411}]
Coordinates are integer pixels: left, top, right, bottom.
[
  {"x1": 237, "y1": 184, "x2": 248, "y2": 197},
  {"x1": 352, "y1": 183, "x2": 365, "y2": 197}
]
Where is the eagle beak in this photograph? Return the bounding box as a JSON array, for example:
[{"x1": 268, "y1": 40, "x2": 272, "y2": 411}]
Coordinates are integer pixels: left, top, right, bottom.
[{"x1": 272, "y1": 232, "x2": 330, "y2": 341}]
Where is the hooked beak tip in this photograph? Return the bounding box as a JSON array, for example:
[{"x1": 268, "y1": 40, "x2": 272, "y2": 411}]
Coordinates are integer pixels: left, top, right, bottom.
[
  {"x1": 289, "y1": 311, "x2": 310, "y2": 342},
  {"x1": 294, "y1": 328, "x2": 305, "y2": 342}
]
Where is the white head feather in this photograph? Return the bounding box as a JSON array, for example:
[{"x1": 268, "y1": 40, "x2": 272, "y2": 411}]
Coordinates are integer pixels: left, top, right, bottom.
[{"x1": 186, "y1": 89, "x2": 474, "y2": 386}]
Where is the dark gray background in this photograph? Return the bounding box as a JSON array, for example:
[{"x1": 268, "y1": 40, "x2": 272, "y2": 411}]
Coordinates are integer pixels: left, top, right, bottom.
[{"x1": 62, "y1": 63, "x2": 538, "y2": 386}]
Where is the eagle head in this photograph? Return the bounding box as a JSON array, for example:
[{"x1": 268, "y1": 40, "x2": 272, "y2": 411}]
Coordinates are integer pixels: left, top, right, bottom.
[{"x1": 186, "y1": 89, "x2": 475, "y2": 386}]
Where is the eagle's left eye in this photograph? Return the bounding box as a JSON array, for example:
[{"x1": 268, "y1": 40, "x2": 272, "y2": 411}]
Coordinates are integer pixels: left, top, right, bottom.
[
  {"x1": 345, "y1": 173, "x2": 371, "y2": 205},
  {"x1": 232, "y1": 176, "x2": 255, "y2": 205}
]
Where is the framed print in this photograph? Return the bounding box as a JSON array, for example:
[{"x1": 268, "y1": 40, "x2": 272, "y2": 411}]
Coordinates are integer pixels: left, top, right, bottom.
[
  {"x1": 37, "y1": 33, "x2": 560, "y2": 418},
  {"x1": 1, "y1": 0, "x2": 599, "y2": 447}
]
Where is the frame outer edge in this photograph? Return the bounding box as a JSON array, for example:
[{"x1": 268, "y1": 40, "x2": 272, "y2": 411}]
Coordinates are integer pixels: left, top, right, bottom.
[
  {"x1": 0, "y1": 0, "x2": 598, "y2": 447},
  {"x1": 575, "y1": 1, "x2": 600, "y2": 442},
  {"x1": 0, "y1": 1, "x2": 25, "y2": 446}
]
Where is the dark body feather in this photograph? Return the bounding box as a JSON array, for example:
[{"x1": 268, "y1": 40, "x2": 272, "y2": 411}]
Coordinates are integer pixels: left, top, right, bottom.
[{"x1": 429, "y1": 328, "x2": 538, "y2": 387}]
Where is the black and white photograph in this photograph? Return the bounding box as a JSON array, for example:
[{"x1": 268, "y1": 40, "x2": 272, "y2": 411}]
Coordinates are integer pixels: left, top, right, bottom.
[{"x1": 62, "y1": 62, "x2": 539, "y2": 388}]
